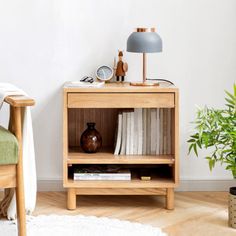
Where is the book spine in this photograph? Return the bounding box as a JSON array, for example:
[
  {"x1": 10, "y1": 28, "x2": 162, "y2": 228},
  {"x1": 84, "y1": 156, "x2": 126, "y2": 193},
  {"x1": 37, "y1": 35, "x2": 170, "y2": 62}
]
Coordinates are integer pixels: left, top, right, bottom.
[
  {"x1": 74, "y1": 173, "x2": 131, "y2": 178},
  {"x1": 126, "y1": 112, "x2": 131, "y2": 155},
  {"x1": 133, "y1": 109, "x2": 139, "y2": 154},
  {"x1": 137, "y1": 108, "x2": 143, "y2": 155},
  {"x1": 114, "y1": 112, "x2": 122, "y2": 155},
  {"x1": 159, "y1": 108, "x2": 164, "y2": 154},
  {"x1": 150, "y1": 108, "x2": 157, "y2": 155},
  {"x1": 120, "y1": 111, "x2": 127, "y2": 155},
  {"x1": 130, "y1": 111, "x2": 134, "y2": 155},
  {"x1": 142, "y1": 108, "x2": 147, "y2": 155},
  {"x1": 74, "y1": 176, "x2": 131, "y2": 181},
  {"x1": 156, "y1": 108, "x2": 160, "y2": 155},
  {"x1": 146, "y1": 109, "x2": 151, "y2": 155}
]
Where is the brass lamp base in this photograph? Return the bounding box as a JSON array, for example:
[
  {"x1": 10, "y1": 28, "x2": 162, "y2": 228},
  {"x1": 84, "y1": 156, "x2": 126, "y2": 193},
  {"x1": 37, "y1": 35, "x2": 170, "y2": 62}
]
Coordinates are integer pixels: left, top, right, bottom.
[{"x1": 130, "y1": 81, "x2": 159, "y2": 86}]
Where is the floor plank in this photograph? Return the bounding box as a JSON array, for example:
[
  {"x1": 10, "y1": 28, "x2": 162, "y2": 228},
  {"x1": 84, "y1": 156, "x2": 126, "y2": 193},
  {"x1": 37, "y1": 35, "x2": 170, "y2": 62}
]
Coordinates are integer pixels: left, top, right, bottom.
[{"x1": 1, "y1": 191, "x2": 235, "y2": 235}]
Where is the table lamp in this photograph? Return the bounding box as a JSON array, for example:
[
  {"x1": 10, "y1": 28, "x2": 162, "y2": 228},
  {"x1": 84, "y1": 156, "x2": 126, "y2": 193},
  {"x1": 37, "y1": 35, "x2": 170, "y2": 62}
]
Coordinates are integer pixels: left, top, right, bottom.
[{"x1": 127, "y1": 27, "x2": 162, "y2": 86}]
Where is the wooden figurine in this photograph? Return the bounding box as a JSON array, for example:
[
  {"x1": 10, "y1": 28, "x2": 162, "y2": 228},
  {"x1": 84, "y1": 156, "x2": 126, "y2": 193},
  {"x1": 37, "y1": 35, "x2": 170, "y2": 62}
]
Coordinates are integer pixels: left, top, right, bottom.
[{"x1": 115, "y1": 51, "x2": 128, "y2": 82}]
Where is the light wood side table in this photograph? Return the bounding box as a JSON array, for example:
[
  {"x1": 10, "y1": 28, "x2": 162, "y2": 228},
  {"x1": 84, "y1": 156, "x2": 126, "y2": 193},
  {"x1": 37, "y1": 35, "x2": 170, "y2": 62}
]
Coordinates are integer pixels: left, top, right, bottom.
[{"x1": 63, "y1": 83, "x2": 179, "y2": 210}]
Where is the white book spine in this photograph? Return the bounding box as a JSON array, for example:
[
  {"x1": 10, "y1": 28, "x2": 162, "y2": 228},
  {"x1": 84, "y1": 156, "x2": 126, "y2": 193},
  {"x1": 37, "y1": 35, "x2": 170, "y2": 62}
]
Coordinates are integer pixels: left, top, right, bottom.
[
  {"x1": 120, "y1": 111, "x2": 127, "y2": 155},
  {"x1": 126, "y1": 112, "x2": 131, "y2": 155},
  {"x1": 130, "y1": 112, "x2": 134, "y2": 155},
  {"x1": 74, "y1": 176, "x2": 131, "y2": 181},
  {"x1": 114, "y1": 113, "x2": 123, "y2": 155},
  {"x1": 150, "y1": 108, "x2": 157, "y2": 155},
  {"x1": 142, "y1": 108, "x2": 147, "y2": 155},
  {"x1": 146, "y1": 109, "x2": 151, "y2": 155},
  {"x1": 133, "y1": 109, "x2": 139, "y2": 155},
  {"x1": 74, "y1": 173, "x2": 131, "y2": 178},
  {"x1": 137, "y1": 108, "x2": 143, "y2": 155}
]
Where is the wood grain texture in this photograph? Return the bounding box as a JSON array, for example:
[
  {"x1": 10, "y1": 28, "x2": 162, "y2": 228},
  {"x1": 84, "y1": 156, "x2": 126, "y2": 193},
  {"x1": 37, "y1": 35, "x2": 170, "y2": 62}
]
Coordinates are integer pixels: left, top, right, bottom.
[
  {"x1": 5, "y1": 95, "x2": 35, "y2": 107},
  {"x1": 75, "y1": 188, "x2": 167, "y2": 195},
  {"x1": 68, "y1": 93, "x2": 175, "y2": 108},
  {"x1": 65, "y1": 177, "x2": 175, "y2": 189},
  {"x1": 63, "y1": 84, "x2": 179, "y2": 210},
  {"x1": 0, "y1": 165, "x2": 16, "y2": 188},
  {"x1": 68, "y1": 109, "x2": 118, "y2": 148},
  {"x1": 14, "y1": 107, "x2": 26, "y2": 236},
  {"x1": 63, "y1": 91, "x2": 69, "y2": 187},
  {"x1": 68, "y1": 151, "x2": 175, "y2": 164},
  {"x1": 166, "y1": 188, "x2": 174, "y2": 210},
  {"x1": 173, "y1": 91, "x2": 179, "y2": 185},
  {"x1": 0, "y1": 100, "x2": 30, "y2": 235},
  {"x1": 64, "y1": 82, "x2": 178, "y2": 93},
  {"x1": 3, "y1": 191, "x2": 233, "y2": 236}
]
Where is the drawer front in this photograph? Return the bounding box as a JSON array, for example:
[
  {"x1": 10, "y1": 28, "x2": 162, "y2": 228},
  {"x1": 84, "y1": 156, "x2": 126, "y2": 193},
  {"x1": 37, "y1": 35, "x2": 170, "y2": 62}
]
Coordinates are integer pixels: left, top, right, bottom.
[{"x1": 67, "y1": 93, "x2": 175, "y2": 108}]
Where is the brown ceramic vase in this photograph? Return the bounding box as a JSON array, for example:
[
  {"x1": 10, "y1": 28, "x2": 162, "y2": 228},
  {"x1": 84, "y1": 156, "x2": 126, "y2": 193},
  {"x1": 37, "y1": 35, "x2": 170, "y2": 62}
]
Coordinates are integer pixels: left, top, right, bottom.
[{"x1": 80, "y1": 122, "x2": 102, "y2": 153}]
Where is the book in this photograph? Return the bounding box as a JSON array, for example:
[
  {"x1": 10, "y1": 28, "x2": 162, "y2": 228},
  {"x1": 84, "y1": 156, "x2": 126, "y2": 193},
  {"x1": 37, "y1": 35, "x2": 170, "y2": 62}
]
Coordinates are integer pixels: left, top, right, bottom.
[
  {"x1": 159, "y1": 109, "x2": 164, "y2": 154},
  {"x1": 73, "y1": 165, "x2": 131, "y2": 180},
  {"x1": 130, "y1": 111, "x2": 134, "y2": 155},
  {"x1": 156, "y1": 109, "x2": 160, "y2": 155},
  {"x1": 142, "y1": 108, "x2": 147, "y2": 155},
  {"x1": 64, "y1": 81, "x2": 105, "y2": 88},
  {"x1": 146, "y1": 109, "x2": 151, "y2": 155},
  {"x1": 114, "y1": 112, "x2": 123, "y2": 155},
  {"x1": 126, "y1": 111, "x2": 131, "y2": 155},
  {"x1": 137, "y1": 108, "x2": 143, "y2": 155},
  {"x1": 120, "y1": 111, "x2": 127, "y2": 155},
  {"x1": 74, "y1": 175, "x2": 130, "y2": 181},
  {"x1": 133, "y1": 109, "x2": 139, "y2": 155},
  {"x1": 150, "y1": 108, "x2": 157, "y2": 155}
]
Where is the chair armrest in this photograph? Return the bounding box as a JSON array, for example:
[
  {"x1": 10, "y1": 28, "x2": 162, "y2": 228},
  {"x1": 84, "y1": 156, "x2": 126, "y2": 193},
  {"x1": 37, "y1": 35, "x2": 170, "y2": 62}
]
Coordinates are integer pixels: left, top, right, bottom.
[{"x1": 4, "y1": 95, "x2": 35, "y2": 107}]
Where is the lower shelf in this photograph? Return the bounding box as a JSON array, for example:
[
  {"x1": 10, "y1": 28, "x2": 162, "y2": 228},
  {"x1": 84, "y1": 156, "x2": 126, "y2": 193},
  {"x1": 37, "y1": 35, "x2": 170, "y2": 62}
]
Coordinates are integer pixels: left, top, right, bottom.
[
  {"x1": 67, "y1": 188, "x2": 168, "y2": 195},
  {"x1": 65, "y1": 176, "x2": 175, "y2": 188}
]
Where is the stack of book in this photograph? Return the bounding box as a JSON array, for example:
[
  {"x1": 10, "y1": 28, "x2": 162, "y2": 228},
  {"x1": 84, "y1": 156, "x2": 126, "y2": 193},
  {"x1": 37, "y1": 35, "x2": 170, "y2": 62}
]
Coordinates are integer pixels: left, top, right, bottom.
[
  {"x1": 114, "y1": 108, "x2": 172, "y2": 155},
  {"x1": 73, "y1": 165, "x2": 131, "y2": 181}
]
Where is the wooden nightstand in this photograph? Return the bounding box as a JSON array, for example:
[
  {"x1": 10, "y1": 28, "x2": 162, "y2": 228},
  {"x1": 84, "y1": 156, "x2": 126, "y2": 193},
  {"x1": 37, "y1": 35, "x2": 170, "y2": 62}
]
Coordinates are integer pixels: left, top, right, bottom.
[{"x1": 63, "y1": 83, "x2": 179, "y2": 210}]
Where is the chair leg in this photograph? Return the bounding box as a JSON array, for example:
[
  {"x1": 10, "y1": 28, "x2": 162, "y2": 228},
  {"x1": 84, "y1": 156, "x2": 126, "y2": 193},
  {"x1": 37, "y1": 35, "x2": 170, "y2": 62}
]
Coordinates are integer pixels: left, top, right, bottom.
[
  {"x1": 16, "y1": 168, "x2": 26, "y2": 236},
  {"x1": 14, "y1": 107, "x2": 26, "y2": 236}
]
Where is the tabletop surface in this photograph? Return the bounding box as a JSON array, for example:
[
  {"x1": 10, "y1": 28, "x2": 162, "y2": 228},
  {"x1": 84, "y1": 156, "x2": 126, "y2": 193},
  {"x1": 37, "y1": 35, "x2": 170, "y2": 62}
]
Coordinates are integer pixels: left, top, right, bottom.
[{"x1": 63, "y1": 82, "x2": 178, "y2": 93}]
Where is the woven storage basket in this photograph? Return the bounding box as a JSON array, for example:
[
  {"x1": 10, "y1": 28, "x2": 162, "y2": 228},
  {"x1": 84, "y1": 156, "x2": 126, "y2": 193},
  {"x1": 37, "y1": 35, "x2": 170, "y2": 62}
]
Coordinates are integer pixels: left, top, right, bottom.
[{"x1": 229, "y1": 187, "x2": 236, "y2": 228}]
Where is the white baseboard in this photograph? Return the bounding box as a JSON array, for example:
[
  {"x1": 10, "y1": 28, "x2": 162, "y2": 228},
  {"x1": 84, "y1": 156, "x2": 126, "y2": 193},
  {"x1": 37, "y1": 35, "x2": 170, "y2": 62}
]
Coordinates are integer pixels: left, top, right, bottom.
[{"x1": 37, "y1": 179, "x2": 235, "y2": 192}]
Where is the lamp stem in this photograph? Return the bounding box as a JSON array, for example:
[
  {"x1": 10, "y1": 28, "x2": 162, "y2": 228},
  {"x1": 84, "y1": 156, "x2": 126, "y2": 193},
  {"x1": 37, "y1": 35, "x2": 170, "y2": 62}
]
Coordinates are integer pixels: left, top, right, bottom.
[{"x1": 143, "y1": 53, "x2": 146, "y2": 83}]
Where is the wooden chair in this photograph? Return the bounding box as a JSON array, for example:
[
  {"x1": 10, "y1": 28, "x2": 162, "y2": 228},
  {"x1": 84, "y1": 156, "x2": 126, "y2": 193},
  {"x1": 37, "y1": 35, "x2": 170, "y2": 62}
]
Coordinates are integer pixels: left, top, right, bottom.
[{"x1": 0, "y1": 95, "x2": 35, "y2": 236}]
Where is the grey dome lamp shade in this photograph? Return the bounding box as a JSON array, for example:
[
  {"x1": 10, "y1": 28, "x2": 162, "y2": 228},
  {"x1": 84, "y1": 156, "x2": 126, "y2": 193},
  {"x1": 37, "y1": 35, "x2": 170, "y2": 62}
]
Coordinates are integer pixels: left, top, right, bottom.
[{"x1": 126, "y1": 28, "x2": 162, "y2": 86}]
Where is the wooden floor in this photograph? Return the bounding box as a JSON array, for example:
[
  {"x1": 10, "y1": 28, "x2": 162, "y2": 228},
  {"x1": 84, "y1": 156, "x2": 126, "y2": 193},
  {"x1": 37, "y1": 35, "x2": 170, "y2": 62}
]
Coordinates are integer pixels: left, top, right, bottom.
[
  {"x1": 36, "y1": 192, "x2": 235, "y2": 236},
  {"x1": 1, "y1": 191, "x2": 235, "y2": 235}
]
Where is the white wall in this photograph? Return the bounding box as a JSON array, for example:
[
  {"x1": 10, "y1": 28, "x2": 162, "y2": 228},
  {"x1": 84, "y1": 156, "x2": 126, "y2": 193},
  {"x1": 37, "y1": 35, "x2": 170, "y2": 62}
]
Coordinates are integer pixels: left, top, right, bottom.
[{"x1": 0, "y1": 0, "x2": 236, "y2": 183}]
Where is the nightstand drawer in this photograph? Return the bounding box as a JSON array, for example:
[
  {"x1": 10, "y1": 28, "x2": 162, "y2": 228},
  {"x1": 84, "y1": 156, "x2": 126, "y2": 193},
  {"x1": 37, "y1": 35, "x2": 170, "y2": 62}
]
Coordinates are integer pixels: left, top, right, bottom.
[{"x1": 67, "y1": 93, "x2": 175, "y2": 108}]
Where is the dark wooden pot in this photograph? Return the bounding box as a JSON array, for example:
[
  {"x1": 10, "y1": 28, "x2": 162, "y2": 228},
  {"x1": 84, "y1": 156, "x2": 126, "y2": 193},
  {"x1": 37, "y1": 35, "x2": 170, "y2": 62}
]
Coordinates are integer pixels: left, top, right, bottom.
[{"x1": 80, "y1": 122, "x2": 102, "y2": 153}]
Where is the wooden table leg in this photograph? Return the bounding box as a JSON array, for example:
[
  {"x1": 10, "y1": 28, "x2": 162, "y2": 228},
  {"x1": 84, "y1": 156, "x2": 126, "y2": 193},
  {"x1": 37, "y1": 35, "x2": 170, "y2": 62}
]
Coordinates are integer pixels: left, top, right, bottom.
[
  {"x1": 67, "y1": 188, "x2": 76, "y2": 210},
  {"x1": 166, "y1": 188, "x2": 174, "y2": 210}
]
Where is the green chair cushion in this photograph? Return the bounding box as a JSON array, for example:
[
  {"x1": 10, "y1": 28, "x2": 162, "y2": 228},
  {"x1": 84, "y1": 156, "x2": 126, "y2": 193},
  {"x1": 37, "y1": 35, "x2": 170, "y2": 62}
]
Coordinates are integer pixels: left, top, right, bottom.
[{"x1": 0, "y1": 126, "x2": 18, "y2": 165}]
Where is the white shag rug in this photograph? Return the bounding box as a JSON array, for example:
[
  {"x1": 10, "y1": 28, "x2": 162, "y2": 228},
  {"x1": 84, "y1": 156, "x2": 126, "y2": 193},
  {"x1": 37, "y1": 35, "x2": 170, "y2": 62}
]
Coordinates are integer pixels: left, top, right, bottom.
[{"x1": 0, "y1": 214, "x2": 167, "y2": 236}]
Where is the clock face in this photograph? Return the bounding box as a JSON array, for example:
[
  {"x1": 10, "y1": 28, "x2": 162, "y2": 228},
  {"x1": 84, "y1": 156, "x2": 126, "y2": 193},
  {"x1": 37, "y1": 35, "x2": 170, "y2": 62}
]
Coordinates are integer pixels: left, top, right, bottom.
[{"x1": 96, "y1": 66, "x2": 113, "y2": 81}]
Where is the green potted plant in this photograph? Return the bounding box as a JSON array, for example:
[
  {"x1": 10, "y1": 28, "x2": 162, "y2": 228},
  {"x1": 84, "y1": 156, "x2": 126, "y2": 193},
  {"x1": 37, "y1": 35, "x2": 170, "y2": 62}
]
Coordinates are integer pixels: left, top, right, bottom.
[{"x1": 188, "y1": 84, "x2": 236, "y2": 228}]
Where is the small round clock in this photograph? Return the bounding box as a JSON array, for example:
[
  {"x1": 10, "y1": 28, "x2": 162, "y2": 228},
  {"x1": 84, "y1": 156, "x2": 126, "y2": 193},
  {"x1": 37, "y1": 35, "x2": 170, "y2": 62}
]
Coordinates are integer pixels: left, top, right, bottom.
[{"x1": 96, "y1": 65, "x2": 114, "y2": 82}]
